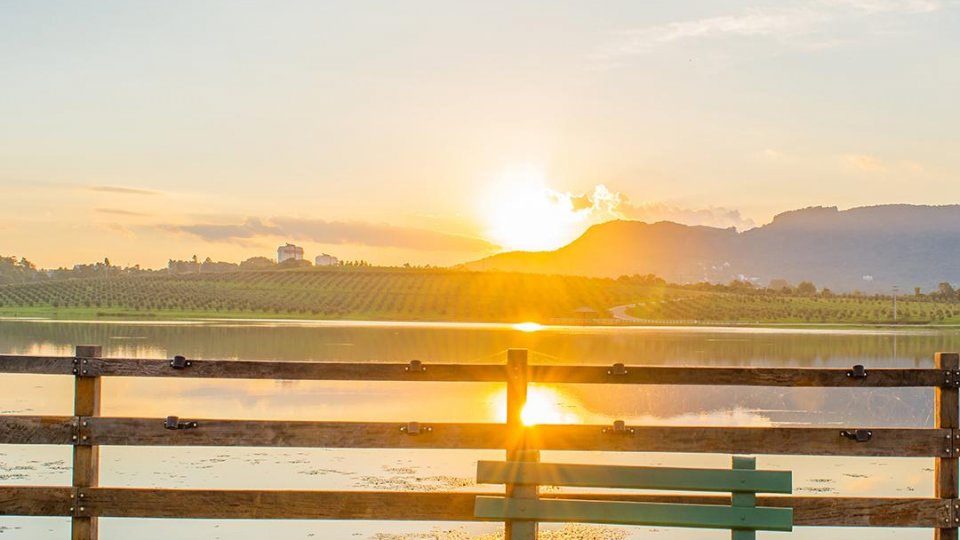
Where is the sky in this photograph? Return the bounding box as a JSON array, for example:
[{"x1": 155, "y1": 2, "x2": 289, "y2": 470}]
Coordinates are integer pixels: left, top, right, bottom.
[{"x1": 1, "y1": 0, "x2": 958, "y2": 269}]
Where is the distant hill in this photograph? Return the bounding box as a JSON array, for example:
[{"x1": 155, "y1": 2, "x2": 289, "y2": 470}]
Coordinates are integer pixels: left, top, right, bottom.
[{"x1": 464, "y1": 205, "x2": 960, "y2": 291}]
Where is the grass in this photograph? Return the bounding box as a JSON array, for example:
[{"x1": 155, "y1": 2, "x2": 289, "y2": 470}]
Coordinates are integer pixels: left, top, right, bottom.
[{"x1": 1, "y1": 267, "x2": 957, "y2": 325}]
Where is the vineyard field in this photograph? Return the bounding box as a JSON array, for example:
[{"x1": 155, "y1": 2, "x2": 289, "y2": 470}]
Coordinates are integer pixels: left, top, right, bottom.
[{"x1": 1, "y1": 267, "x2": 958, "y2": 325}]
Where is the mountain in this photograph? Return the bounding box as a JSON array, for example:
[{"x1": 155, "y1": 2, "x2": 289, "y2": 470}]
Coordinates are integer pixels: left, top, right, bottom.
[{"x1": 464, "y1": 205, "x2": 960, "y2": 291}]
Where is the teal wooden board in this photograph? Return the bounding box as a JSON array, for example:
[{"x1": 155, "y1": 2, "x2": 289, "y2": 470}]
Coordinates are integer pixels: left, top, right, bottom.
[
  {"x1": 474, "y1": 497, "x2": 793, "y2": 532},
  {"x1": 732, "y1": 457, "x2": 758, "y2": 539},
  {"x1": 476, "y1": 461, "x2": 792, "y2": 493}
]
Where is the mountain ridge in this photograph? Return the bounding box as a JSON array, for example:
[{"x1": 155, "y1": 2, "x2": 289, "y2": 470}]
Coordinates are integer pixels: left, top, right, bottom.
[{"x1": 464, "y1": 204, "x2": 960, "y2": 291}]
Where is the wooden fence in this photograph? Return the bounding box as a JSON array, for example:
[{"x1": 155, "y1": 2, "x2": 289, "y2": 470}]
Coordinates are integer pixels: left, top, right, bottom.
[{"x1": 0, "y1": 347, "x2": 958, "y2": 539}]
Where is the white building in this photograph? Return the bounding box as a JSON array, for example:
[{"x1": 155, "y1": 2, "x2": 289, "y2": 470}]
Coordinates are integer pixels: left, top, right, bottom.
[
  {"x1": 277, "y1": 243, "x2": 304, "y2": 263},
  {"x1": 315, "y1": 253, "x2": 339, "y2": 266}
]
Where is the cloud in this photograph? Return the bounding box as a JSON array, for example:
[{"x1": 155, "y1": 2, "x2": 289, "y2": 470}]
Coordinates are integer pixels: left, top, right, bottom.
[
  {"x1": 542, "y1": 184, "x2": 756, "y2": 231},
  {"x1": 160, "y1": 217, "x2": 496, "y2": 252},
  {"x1": 95, "y1": 208, "x2": 150, "y2": 217},
  {"x1": 601, "y1": 0, "x2": 943, "y2": 57},
  {"x1": 845, "y1": 153, "x2": 888, "y2": 172},
  {"x1": 617, "y1": 201, "x2": 757, "y2": 230},
  {"x1": 88, "y1": 185, "x2": 160, "y2": 196},
  {"x1": 162, "y1": 217, "x2": 281, "y2": 241},
  {"x1": 101, "y1": 223, "x2": 137, "y2": 239}
]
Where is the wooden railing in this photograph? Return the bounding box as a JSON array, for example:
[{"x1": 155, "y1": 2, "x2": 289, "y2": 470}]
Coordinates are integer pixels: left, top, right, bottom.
[{"x1": 0, "y1": 347, "x2": 958, "y2": 539}]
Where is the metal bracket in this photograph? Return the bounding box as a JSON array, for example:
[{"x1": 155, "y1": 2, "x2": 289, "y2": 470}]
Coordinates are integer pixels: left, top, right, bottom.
[
  {"x1": 404, "y1": 360, "x2": 426, "y2": 373},
  {"x1": 70, "y1": 416, "x2": 93, "y2": 446},
  {"x1": 845, "y1": 365, "x2": 867, "y2": 379},
  {"x1": 602, "y1": 420, "x2": 635, "y2": 434},
  {"x1": 942, "y1": 370, "x2": 960, "y2": 389},
  {"x1": 71, "y1": 488, "x2": 91, "y2": 517},
  {"x1": 607, "y1": 363, "x2": 628, "y2": 376},
  {"x1": 399, "y1": 421, "x2": 432, "y2": 435},
  {"x1": 72, "y1": 357, "x2": 100, "y2": 377},
  {"x1": 169, "y1": 355, "x2": 192, "y2": 369},
  {"x1": 945, "y1": 429, "x2": 959, "y2": 458},
  {"x1": 840, "y1": 429, "x2": 873, "y2": 442},
  {"x1": 163, "y1": 416, "x2": 199, "y2": 430}
]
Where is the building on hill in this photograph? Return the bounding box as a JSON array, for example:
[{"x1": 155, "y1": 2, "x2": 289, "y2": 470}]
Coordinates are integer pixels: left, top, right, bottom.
[
  {"x1": 315, "y1": 253, "x2": 339, "y2": 266},
  {"x1": 277, "y1": 243, "x2": 304, "y2": 263}
]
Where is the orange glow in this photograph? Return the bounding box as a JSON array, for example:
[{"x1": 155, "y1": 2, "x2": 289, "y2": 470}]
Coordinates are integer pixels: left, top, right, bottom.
[
  {"x1": 512, "y1": 322, "x2": 542, "y2": 332},
  {"x1": 482, "y1": 166, "x2": 585, "y2": 252},
  {"x1": 489, "y1": 384, "x2": 582, "y2": 426}
]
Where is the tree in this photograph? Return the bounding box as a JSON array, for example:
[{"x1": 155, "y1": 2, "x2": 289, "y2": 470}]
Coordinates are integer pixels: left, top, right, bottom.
[
  {"x1": 239, "y1": 257, "x2": 276, "y2": 271},
  {"x1": 938, "y1": 282, "x2": 957, "y2": 299},
  {"x1": 796, "y1": 281, "x2": 817, "y2": 296}
]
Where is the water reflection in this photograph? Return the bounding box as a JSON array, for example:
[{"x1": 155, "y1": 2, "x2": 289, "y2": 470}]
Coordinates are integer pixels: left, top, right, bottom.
[{"x1": 1, "y1": 320, "x2": 958, "y2": 539}]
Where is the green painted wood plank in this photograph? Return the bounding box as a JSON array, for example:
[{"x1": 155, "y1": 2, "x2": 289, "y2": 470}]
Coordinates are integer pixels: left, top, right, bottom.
[
  {"x1": 474, "y1": 497, "x2": 794, "y2": 531},
  {"x1": 731, "y1": 457, "x2": 758, "y2": 540},
  {"x1": 476, "y1": 461, "x2": 792, "y2": 494}
]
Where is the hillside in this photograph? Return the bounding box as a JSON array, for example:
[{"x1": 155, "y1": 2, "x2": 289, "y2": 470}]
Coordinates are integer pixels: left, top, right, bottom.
[
  {"x1": 464, "y1": 204, "x2": 960, "y2": 291},
  {"x1": 0, "y1": 268, "x2": 661, "y2": 322},
  {"x1": 1, "y1": 268, "x2": 958, "y2": 325}
]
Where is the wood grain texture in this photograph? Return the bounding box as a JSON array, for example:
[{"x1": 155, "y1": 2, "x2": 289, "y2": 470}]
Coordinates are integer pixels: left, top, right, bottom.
[
  {"x1": 53, "y1": 489, "x2": 950, "y2": 527},
  {"x1": 72, "y1": 345, "x2": 101, "y2": 540},
  {"x1": 527, "y1": 425, "x2": 948, "y2": 457},
  {"x1": 505, "y1": 349, "x2": 537, "y2": 540},
  {"x1": 0, "y1": 486, "x2": 74, "y2": 516},
  {"x1": 936, "y1": 352, "x2": 959, "y2": 539},
  {"x1": 96, "y1": 359, "x2": 508, "y2": 382},
  {"x1": 530, "y1": 365, "x2": 947, "y2": 387},
  {"x1": 1, "y1": 354, "x2": 951, "y2": 387},
  {"x1": 0, "y1": 415, "x2": 75, "y2": 444},
  {"x1": 85, "y1": 418, "x2": 507, "y2": 448},
  {"x1": 0, "y1": 355, "x2": 76, "y2": 375},
  {"x1": 63, "y1": 418, "x2": 946, "y2": 456}
]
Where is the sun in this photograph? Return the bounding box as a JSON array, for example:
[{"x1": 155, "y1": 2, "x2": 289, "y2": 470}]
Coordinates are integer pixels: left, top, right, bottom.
[{"x1": 481, "y1": 166, "x2": 583, "y2": 252}]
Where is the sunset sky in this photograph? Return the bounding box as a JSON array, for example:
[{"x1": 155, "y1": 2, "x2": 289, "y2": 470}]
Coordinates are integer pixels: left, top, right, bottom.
[{"x1": 2, "y1": 1, "x2": 958, "y2": 268}]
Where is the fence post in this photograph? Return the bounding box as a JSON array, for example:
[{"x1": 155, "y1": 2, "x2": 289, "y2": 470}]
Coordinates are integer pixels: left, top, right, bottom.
[
  {"x1": 506, "y1": 349, "x2": 538, "y2": 540},
  {"x1": 937, "y1": 352, "x2": 959, "y2": 540},
  {"x1": 73, "y1": 345, "x2": 102, "y2": 540}
]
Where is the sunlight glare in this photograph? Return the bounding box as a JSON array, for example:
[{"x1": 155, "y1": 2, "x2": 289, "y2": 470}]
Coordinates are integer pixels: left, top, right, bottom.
[
  {"x1": 482, "y1": 166, "x2": 583, "y2": 252},
  {"x1": 512, "y1": 322, "x2": 542, "y2": 332},
  {"x1": 488, "y1": 384, "x2": 581, "y2": 426}
]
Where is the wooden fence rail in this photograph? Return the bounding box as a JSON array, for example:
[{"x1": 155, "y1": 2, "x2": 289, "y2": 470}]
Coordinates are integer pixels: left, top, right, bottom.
[{"x1": 0, "y1": 348, "x2": 958, "y2": 539}]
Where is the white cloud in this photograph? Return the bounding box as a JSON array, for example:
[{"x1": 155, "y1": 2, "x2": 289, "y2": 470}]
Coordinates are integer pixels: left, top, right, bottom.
[{"x1": 601, "y1": 0, "x2": 944, "y2": 58}]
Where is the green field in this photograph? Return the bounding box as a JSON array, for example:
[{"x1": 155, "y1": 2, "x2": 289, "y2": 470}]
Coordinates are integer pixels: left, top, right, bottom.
[
  {"x1": 0, "y1": 268, "x2": 658, "y2": 322},
  {"x1": 0, "y1": 268, "x2": 957, "y2": 325},
  {"x1": 626, "y1": 289, "x2": 960, "y2": 324}
]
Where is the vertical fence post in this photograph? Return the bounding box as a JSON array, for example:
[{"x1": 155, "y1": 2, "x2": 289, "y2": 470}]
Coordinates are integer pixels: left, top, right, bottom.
[
  {"x1": 73, "y1": 345, "x2": 101, "y2": 540},
  {"x1": 506, "y1": 349, "x2": 538, "y2": 540},
  {"x1": 937, "y1": 352, "x2": 959, "y2": 540}
]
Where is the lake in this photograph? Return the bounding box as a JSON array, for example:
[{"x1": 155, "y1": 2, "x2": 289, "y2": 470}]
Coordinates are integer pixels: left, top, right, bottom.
[{"x1": 2, "y1": 319, "x2": 960, "y2": 539}]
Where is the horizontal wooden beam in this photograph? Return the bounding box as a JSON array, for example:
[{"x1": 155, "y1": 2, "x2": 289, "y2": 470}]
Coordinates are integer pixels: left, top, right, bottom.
[
  {"x1": 0, "y1": 487, "x2": 947, "y2": 527},
  {"x1": 476, "y1": 461, "x2": 792, "y2": 493},
  {"x1": 82, "y1": 418, "x2": 506, "y2": 449},
  {"x1": 2, "y1": 416, "x2": 946, "y2": 457},
  {"x1": 0, "y1": 355, "x2": 76, "y2": 376},
  {"x1": 0, "y1": 486, "x2": 74, "y2": 516},
  {"x1": 94, "y1": 358, "x2": 508, "y2": 382},
  {"x1": 0, "y1": 415, "x2": 75, "y2": 445},
  {"x1": 0, "y1": 355, "x2": 950, "y2": 387},
  {"x1": 474, "y1": 496, "x2": 794, "y2": 531},
  {"x1": 530, "y1": 365, "x2": 949, "y2": 387},
  {"x1": 528, "y1": 425, "x2": 949, "y2": 457}
]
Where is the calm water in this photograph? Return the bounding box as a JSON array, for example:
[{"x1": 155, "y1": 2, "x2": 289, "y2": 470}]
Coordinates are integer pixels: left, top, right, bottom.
[{"x1": 2, "y1": 319, "x2": 960, "y2": 539}]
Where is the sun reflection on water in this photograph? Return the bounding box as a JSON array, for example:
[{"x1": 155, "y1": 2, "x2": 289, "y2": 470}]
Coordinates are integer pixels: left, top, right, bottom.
[
  {"x1": 512, "y1": 322, "x2": 543, "y2": 332},
  {"x1": 488, "y1": 384, "x2": 582, "y2": 426}
]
